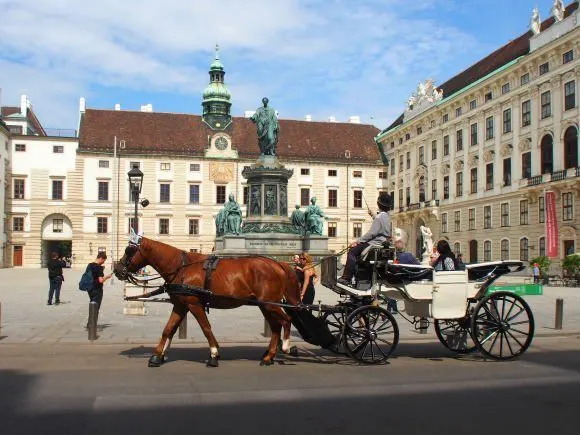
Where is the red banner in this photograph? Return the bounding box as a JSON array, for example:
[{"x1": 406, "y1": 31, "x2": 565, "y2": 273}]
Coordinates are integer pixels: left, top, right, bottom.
[{"x1": 545, "y1": 191, "x2": 559, "y2": 258}]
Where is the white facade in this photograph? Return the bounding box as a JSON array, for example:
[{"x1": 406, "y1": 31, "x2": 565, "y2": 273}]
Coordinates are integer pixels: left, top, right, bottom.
[{"x1": 0, "y1": 123, "x2": 10, "y2": 266}]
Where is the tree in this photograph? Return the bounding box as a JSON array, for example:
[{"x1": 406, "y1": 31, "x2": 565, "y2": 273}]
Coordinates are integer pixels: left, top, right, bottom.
[
  {"x1": 562, "y1": 254, "x2": 580, "y2": 279},
  {"x1": 530, "y1": 256, "x2": 551, "y2": 280}
]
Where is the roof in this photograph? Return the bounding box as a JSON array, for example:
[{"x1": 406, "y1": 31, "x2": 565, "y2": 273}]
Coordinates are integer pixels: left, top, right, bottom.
[
  {"x1": 380, "y1": 1, "x2": 579, "y2": 135},
  {"x1": 78, "y1": 109, "x2": 382, "y2": 163},
  {"x1": 1, "y1": 107, "x2": 20, "y2": 117},
  {"x1": 0, "y1": 106, "x2": 47, "y2": 136}
]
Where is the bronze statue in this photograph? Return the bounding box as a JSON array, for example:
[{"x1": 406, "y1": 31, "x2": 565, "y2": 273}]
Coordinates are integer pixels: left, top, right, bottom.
[{"x1": 250, "y1": 97, "x2": 279, "y2": 156}]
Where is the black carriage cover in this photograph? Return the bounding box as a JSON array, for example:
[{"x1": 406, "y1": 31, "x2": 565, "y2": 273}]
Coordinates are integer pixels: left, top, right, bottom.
[{"x1": 288, "y1": 310, "x2": 336, "y2": 349}]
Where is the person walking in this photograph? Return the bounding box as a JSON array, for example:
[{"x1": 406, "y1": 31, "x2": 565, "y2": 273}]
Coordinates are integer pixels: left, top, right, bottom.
[
  {"x1": 47, "y1": 252, "x2": 66, "y2": 305},
  {"x1": 532, "y1": 263, "x2": 540, "y2": 284},
  {"x1": 85, "y1": 251, "x2": 112, "y2": 328}
]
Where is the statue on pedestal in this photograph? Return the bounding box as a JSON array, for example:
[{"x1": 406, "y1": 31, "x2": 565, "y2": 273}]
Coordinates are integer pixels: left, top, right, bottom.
[
  {"x1": 305, "y1": 197, "x2": 327, "y2": 235},
  {"x1": 530, "y1": 7, "x2": 541, "y2": 35},
  {"x1": 551, "y1": 0, "x2": 564, "y2": 22},
  {"x1": 215, "y1": 193, "x2": 242, "y2": 236},
  {"x1": 291, "y1": 205, "x2": 305, "y2": 232},
  {"x1": 250, "y1": 97, "x2": 279, "y2": 156}
]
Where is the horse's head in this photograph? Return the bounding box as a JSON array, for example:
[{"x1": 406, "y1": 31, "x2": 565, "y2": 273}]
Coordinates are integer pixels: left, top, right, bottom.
[{"x1": 114, "y1": 230, "x2": 148, "y2": 280}]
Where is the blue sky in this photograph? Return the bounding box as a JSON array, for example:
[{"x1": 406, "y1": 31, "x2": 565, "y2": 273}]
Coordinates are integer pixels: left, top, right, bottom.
[{"x1": 0, "y1": 0, "x2": 561, "y2": 131}]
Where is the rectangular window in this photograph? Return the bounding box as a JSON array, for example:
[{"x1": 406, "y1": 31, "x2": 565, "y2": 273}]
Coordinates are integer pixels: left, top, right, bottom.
[
  {"x1": 328, "y1": 169, "x2": 337, "y2": 177},
  {"x1": 443, "y1": 176, "x2": 449, "y2": 200},
  {"x1": 353, "y1": 190, "x2": 363, "y2": 208},
  {"x1": 53, "y1": 145, "x2": 64, "y2": 153},
  {"x1": 417, "y1": 126, "x2": 423, "y2": 135},
  {"x1": 520, "y1": 200, "x2": 529, "y2": 225},
  {"x1": 470, "y1": 123, "x2": 478, "y2": 146},
  {"x1": 485, "y1": 116, "x2": 494, "y2": 140},
  {"x1": 443, "y1": 135, "x2": 450, "y2": 156},
  {"x1": 216, "y1": 186, "x2": 226, "y2": 204},
  {"x1": 418, "y1": 146, "x2": 424, "y2": 165},
  {"x1": 160, "y1": 162, "x2": 171, "y2": 170},
  {"x1": 52, "y1": 180, "x2": 63, "y2": 200},
  {"x1": 406, "y1": 152, "x2": 410, "y2": 170},
  {"x1": 442, "y1": 113, "x2": 449, "y2": 123},
  {"x1": 484, "y1": 92, "x2": 493, "y2": 103},
  {"x1": 97, "y1": 217, "x2": 108, "y2": 234},
  {"x1": 98, "y1": 181, "x2": 109, "y2": 201},
  {"x1": 454, "y1": 211, "x2": 461, "y2": 232},
  {"x1": 399, "y1": 155, "x2": 404, "y2": 172},
  {"x1": 456, "y1": 107, "x2": 462, "y2": 117},
  {"x1": 159, "y1": 218, "x2": 169, "y2": 235},
  {"x1": 188, "y1": 219, "x2": 199, "y2": 235},
  {"x1": 189, "y1": 163, "x2": 200, "y2": 172},
  {"x1": 502, "y1": 83, "x2": 510, "y2": 94},
  {"x1": 564, "y1": 240, "x2": 576, "y2": 256},
  {"x1": 539, "y1": 196, "x2": 545, "y2": 223},
  {"x1": 130, "y1": 161, "x2": 140, "y2": 169},
  {"x1": 520, "y1": 73, "x2": 530, "y2": 86},
  {"x1": 390, "y1": 159, "x2": 395, "y2": 175},
  {"x1": 160, "y1": 183, "x2": 170, "y2": 203},
  {"x1": 541, "y1": 91, "x2": 551, "y2": 119},
  {"x1": 521, "y1": 100, "x2": 531, "y2": 127},
  {"x1": 405, "y1": 187, "x2": 410, "y2": 206},
  {"x1": 13, "y1": 217, "x2": 24, "y2": 232},
  {"x1": 563, "y1": 192, "x2": 574, "y2": 221},
  {"x1": 563, "y1": 49, "x2": 574, "y2": 64},
  {"x1": 484, "y1": 206, "x2": 492, "y2": 229},
  {"x1": 353, "y1": 223, "x2": 362, "y2": 238},
  {"x1": 522, "y1": 152, "x2": 532, "y2": 179},
  {"x1": 456, "y1": 130, "x2": 463, "y2": 152},
  {"x1": 99, "y1": 160, "x2": 109, "y2": 168},
  {"x1": 468, "y1": 208, "x2": 476, "y2": 230},
  {"x1": 501, "y1": 240, "x2": 509, "y2": 260},
  {"x1": 484, "y1": 241, "x2": 492, "y2": 262},
  {"x1": 539, "y1": 237, "x2": 546, "y2": 257},
  {"x1": 470, "y1": 168, "x2": 478, "y2": 194},
  {"x1": 456, "y1": 172, "x2": 463, "y2": 197},
  {"x1": 128, "y1": 218, "x2": 139, "y2": 233},
  {"x1": 503, "y1": 158, "x2": 511, "y2": 186},
  {"x1": 53, "y1": 219, "x2": 63, "y2": 233},
  {"x1": 243, "y1": 186, "x2": 249, "y2": 205},
  {"x1": 539, "y1": 62, "x2": 549, "y2": 75},
  {"x1": 442, "y1": 213, "x2": 448, "y2": 233},
  {"x1": 431, "y1": 140, "x2": 437, "y2": 160},
  {"x1": 398, "y1": 188, "x2": 403, "y2": 208},
  {"x1": 503, "y1": 109, "x2": 512, "y2": 134},
  {"x1": 328, "y1": 189, "x2": 337, "y2": 207},
  {"x1": 189, "y1": 184, "x2": 200, "y2": 204},
  {"x1": 15, "y1": 143, "x2": 26, "y2": 152},
  {"x1": 520, "y1": 238, "x2": 529, "y2": 262},
  {"x1": 300, "y1": 188, "x2": 310, "y2": 206},
  {"x1": 564, "y1": 80, "x2": 576, "y2": 110},
  {"x1": 486, "y1": 163, "x2": 494, "y2": 191},
  {"x1": 470, "y1": 99, "x2": 477, "y2": 110},
  {"x1": 501, "y1": 203, "x2": 510, "y2": 227},
  {"x1": 13, "y1": 179, "x2": 25, "y2": 199},
  {"x1": 378, "y1": 171, "x2": 387, "y2": 179},
  {"x1": 328, "y1": 222, "x2": 337, "y2": 238},
  {"x1": 431, "y1": 179, "x2": 437, "y2": 200},
  {"x1": 301, "y1": 168, "x2": 310, "y2": 176}
]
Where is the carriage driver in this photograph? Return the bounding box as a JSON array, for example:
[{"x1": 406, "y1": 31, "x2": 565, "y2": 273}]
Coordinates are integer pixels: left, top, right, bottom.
[{"x1": 338, "y1": 192, "x2": 392, "y2": 287}]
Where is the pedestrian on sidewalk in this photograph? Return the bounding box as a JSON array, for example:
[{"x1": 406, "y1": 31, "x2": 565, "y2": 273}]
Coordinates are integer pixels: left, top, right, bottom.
[
  {"x1": 47, "y1": 252, "x2": 66, "y2": 305},
  {"x1": 532, "y1": 263, "x2": 540, "y2": 284},
  {"x1": 85, "y1": 251, "x2": 113, "y2": 327}
]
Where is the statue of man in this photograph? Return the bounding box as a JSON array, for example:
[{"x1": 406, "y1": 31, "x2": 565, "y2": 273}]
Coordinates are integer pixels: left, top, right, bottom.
[
  {"x1": 290, "y1": 205, "x2": 305, "y2": 231},
  {"x1": 223, "y1": 193, "x2": 242, "y2": 235},
  {"x1": 250, "y1": 97, "x2": 280, "y2": 156},
  {"x1": 305, "y1": 197, "x2": 327, "y2": 235}
]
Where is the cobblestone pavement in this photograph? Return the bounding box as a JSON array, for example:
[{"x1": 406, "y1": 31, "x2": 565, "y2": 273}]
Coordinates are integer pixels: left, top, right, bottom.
[{"x1": 0, "y1": 268, "x2": 578, "y2": 344}]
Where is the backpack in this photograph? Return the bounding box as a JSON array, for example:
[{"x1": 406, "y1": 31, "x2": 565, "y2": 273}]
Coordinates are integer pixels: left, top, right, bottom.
[{"x1": 78, "y1": 265, "x2": 94, "y2": 292}]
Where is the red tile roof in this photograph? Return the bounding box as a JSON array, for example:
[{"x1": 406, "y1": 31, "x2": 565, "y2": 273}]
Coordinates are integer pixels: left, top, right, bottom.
[
  {"x1": 1, "y1": 107, "x2": 20, "y2": 117},
  {"x1": 381, "y1": 1, "x2": 579, "y2": 134},
  {"x1": 78, "y1": 109, "x2": 382, "y2": 163},
  {"x1": 0, "y1": 106, "x2": 46, "y2": 136}
]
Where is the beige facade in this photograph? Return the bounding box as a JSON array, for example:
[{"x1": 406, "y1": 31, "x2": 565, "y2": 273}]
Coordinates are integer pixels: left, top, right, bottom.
[
  {"x1": 0, "y1": 122, "x2": 10, "y2": 266},
  {"x1": 376, "y1": 6, "x2": 580, "y2": 269}
]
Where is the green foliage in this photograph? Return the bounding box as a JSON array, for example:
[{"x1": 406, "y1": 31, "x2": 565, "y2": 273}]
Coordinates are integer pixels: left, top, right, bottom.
[
  {"x1": 530, "y1": 256, "x2": 551, "y2": 277},
  {"x1": 562, "y1": 254, "x2": 580, "y2": 278}
]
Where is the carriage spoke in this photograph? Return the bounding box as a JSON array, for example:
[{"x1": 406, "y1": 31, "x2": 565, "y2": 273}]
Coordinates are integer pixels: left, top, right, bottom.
[
  {"x1": 482, "y1": 304, "x2": 500, "y2": 324},
  {"x1": 375, "y1": 319, "x2": 394, "y2": 333},
  {"x1": 505, "y1": 306, "x2": 526, "y2": 323},
  {"x1": 487, "y1": 326, "x2": 501, "y2": 355},
  {"x1": 502, "y1": 331, "x2": 515, "y2": 356},
  {"x1": 502, "y1": 296, "x2": 517, "y2": 322},
  {"x1": 374, "y1": 337, "x2": 394, "y2": 346},
  {"x1": 509, "y1": 327, "x2": 530, "y2": 336},
  {"x1": 478, "y1": 328, "x2": 499, "y2": 345},
  {"x1": 505, "y1": 329, "x2": 526, "y2": 349}
]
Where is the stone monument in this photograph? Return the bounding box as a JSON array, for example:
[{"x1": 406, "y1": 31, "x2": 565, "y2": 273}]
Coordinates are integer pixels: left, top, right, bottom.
[{"x1": 420, "y1": 225, "x2": 434, "y2": 265}]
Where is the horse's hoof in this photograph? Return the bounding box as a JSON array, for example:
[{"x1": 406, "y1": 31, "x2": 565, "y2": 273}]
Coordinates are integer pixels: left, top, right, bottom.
[
  {"x1": 206, "y1": 355, "x2": 219, "y2": 367},
  {"x1": 148, "y1": 354, "x2": 164, "y2": 367},
  {"x1": 260, "y1": 358, "x2": 275, "y2": 366}
]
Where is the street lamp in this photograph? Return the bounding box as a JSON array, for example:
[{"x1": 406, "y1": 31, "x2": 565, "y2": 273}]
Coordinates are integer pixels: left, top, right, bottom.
[{"x1": 128, "y1": 167, "x2": 144, "y2": 232}]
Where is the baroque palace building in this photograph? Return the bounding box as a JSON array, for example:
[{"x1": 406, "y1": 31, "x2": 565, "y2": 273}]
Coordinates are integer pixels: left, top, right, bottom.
[
  {"x1": 376, "y1": 1, "x2": 580, "y2": 267},
  {"x1": 1, "y1": 48, "x2": 387, "y2": 268}
]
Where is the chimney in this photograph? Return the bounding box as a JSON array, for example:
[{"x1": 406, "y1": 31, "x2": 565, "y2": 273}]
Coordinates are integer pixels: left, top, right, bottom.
[
  {"x1": 304, "y1": 114, "x2": 312, "y2": 122},
  {"x1": 140, "y1": 104, "x2": 152, "y2": 112},
  {"x1": 244, "y1": 110, "x2": 255, "y2": 118},
  {"x1": 348, "y1": 116, "x2": 361, "y2": 124},
  {"x1": 114, "y1": 103, "x2": 121, "y2": 111},
  {"x1": 328, "y1": 116, "x2": 336, "y2": 123},
  {"x1": 79, "y1": 97, "x2": 86, "y2": 113},
  {"x1": 147, "y1": 103, "x2": 153, "y2": 112},
  {"x1": 20, "y1": 94, "x2": 28, "y2": 115}
]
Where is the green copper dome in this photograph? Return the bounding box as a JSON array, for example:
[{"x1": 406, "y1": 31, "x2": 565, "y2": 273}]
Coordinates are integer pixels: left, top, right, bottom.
[
  {"x1": 203, "y1": 82, "x2": 231, "y2": 100},
  {"x1": 202, "y1": 44, "x2": 232, "y2": 130}
]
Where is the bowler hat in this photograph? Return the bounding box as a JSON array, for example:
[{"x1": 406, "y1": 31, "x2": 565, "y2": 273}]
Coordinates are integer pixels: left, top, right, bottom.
[{"x1": 377, "y1": 192, "x2": 392, "y2": 210}]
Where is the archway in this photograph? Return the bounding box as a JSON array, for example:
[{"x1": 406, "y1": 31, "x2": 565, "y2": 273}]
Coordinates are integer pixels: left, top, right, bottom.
[
  {"x1": 540, "y1": 134, "x2": 553, "y2": 174},
  {"x1": 41, "y1": 214, "x2": 73, "y2": 267},
  {"x1": 564, "y1": 126, "x2": 578, "y2": 169},
  {"x1": 469, "y1": 239, "x2": 478, "y2": 263}
]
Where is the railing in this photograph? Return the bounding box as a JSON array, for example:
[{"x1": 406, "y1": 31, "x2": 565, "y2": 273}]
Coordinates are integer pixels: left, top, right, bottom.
[
  {"x1": 43, "y1": 128, "x2": 78, "y2": 138},
  {"x1": 550, "y1": 170, "x2": 567, "y2": 182},
  {"x1": 396, "y1": 199, "x2": 439, "y2": 214},
  {"x1": 527, "y1": 175, "x2": 543, "y2": 186}
]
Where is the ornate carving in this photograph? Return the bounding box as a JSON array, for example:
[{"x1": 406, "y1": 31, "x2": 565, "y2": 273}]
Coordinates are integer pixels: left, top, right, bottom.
[
  {"x1": 483, "y1": 150, "x2": 495, "y2": 163},
  {"x1": 500, "y1": 143, "x2": 513, "y2": 157},
  {"x1": 209, "y1": 162, "x2": 234, "y2": 183},
  {"x1": 530, "y1": 7, "x2": 541, "y2": 35},
  {"x1": 518, "y1": 138, "x2": 531, "y2": 153},
  {"x1": 414, "y1": 165, "x2": 427, "y2": 178},
  {"x1": 440, "y1": 164, "x2": 450, "y2": 176},
  {"x1": 468, "y1": 154, "x2": 479, "y2": 167},
  {"x1": 407, "y1": 79, "x2": 443, "y2": 109},
  {"x1": 454, "y1": 159, "x2": 464, "y2": 171},
  {"x1": 241, "y1": 222, "x2": 300, "y2": 235}
]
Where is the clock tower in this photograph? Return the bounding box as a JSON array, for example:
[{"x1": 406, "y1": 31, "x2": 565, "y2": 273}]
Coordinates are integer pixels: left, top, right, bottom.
[{"x1": 201, "y1": 44, "x2": 232, "y2": 130}]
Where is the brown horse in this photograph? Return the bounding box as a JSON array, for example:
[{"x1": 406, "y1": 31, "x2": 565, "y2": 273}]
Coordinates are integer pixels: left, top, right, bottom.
[{"x1": 114, "y1": 237, "x2": 302, "y2": 367}]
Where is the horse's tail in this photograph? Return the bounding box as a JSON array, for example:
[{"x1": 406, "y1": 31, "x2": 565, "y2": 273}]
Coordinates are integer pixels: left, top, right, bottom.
[{"x1": 277, "y1": 261, "x2": 301, "y2": 306}]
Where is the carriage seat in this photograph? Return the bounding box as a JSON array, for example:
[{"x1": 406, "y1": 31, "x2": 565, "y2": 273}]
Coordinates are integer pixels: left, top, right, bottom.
[{"x1": 384, "y1": 263, "x2": 434, "y2": 283}]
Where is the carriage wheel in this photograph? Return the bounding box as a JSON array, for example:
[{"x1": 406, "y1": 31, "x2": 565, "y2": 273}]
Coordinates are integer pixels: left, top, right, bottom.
[
  {"x1": 343, "y1": 305, "x2": 399, "y2": 364},
  {"x1": 471, "y1": 291, "x2": 534, "y2": 361},
  {"x1": 434, "y1": 317, "x2": 477, "y2": 354},
  {"x1": 322, "y1": 309, "x2": 349, "y2": 355}
]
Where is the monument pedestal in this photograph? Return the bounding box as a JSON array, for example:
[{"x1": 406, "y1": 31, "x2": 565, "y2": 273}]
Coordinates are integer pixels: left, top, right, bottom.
[
  {"x1": 123, "y1": 282, "x2": 148, "y2": 316},
  {"x1": 215, "y1": 233, "x2": 330, "y2": 258}
]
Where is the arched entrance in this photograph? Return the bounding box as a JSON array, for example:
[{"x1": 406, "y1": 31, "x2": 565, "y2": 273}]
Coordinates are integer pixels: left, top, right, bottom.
[
  {"x1": 540, "y1": 134, "x2": 553, "y2": 174},
  {"x1": 564, "y1": 126, "x2": 578, "y2": 169},
  {"x1": 469, "y1": 240, "x2": 478, "y2": 263},
  {"x1": 41, "y1": 214, "x2": 73, "y2": 267}
]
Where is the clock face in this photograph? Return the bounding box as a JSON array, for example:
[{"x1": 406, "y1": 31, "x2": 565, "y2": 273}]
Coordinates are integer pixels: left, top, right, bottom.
[{"x1": 215, "y1": 136, "x2": 228, "y2": 151}]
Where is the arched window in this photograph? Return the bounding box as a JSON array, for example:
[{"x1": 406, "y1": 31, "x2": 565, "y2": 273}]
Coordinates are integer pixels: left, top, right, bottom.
[
  {"x1": 501, "y1": 239, "x2": 510, "y2": 260},
  {"x1": 418, "y1": 176, "x2": 426, "y2": 202},
  {"x1": 484, "y1": 240, "x2": 492, "y2": 262},
  {"x1": 541, "y1": 134, "x2": 553, "y2": 174},
  {"x1": 564, "y1": 126, "x2": 578, "y2": 169},
  {"x1": 520, "y1": 237, "x2": 529, "y2": 262},
  {"x1": 539, "y1": 236, "x2": 546, "y2": 257}
]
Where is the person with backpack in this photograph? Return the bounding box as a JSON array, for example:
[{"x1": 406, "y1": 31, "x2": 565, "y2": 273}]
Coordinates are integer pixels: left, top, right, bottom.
[
  {"x1": 430, "y1": 240, "x2": 458, "y2": 271},
  {"x1": 81, "y1": 251, "x2": 112, "y2": 327},
  {"x1": 47, "y1": 252, "x2": 66, "y2": 305}
]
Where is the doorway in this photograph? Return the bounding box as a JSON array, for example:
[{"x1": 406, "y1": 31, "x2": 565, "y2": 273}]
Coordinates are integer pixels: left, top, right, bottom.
[
  {"x1": 469, "y1": 240, "x2": 478, "y2": 263},
  {"x1": 13, "y1": 246, "x2": 23, "y2": 266}
]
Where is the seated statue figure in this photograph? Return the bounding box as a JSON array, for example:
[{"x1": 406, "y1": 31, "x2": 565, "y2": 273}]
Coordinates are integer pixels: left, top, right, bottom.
[
  {"x1": 216, "y1": 194, "x2": 242, "y2": 236},
  {"x1": 290, "y1": 204, "x2": 305, "y2": 231},
  {"x1": 304, "y1": 197, "x2": 326, "y2": 235}
]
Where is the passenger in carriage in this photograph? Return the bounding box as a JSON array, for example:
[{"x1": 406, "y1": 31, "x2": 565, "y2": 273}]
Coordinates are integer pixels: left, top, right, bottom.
[
  {"x1": 338, "y1": 192, "x2": 392, "y2": 287},
  {"x1": 430, "y1": 240, "x2": 459, "y2": 271},
  {"x1": 394, "y1": 238, "x2": 420, "y2": 265},
  {"x1": 296, "y1": 253, "x2": 317, "y2": 304}
]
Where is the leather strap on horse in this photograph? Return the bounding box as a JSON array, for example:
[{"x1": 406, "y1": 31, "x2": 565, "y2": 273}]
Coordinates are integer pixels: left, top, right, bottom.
[{"x1": 201, "y1": 255, "x2": 220, "y2": 313}]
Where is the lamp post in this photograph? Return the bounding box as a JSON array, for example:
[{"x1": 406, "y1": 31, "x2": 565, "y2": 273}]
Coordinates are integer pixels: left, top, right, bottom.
[{"x1": 128, "y1": 167, "x2": 144, "y2": 233}]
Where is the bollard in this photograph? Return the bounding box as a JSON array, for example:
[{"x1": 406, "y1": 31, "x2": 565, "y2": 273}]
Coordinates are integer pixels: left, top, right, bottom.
[
  {"x1": 419, "y1": 318, "x2": 428, "y2": 334},
  {"x1": 178, "y1": 315, "x2": 188, "y2": 339},
  {"x1": 263, "y1": 318, "x2": 272, "y2": 338},
  {"x1": 88, "y1": 301, "x2": 98, "y2": 341},
  {"x1": 555, "y1": 298, "x2": 564, "y2": 330}
]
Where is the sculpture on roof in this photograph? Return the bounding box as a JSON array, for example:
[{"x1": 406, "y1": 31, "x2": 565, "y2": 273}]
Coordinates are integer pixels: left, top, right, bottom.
[
  {"x1": 406, "y1": 79, "x2": 443, "y2": 110},
  {"x1": 551, "y1": 0, "x2": 564, "y2": 22},
  {"x1": 250, "y1": 97, "x2": 280, "y2": 156},
  {"x1": 530, "y1": 7, "x2": 541, "y2": 35}
]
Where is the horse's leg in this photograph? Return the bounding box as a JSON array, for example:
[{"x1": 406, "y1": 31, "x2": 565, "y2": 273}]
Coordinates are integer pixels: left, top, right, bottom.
[
  {"x1": 279, "y1": 309, "x2": 298, "y2": 356},
  {"x1": 188, "y1": 304, "x2": 220, "y2": 367},
  {"x1": 149, "y1": 303, "x2": 187, "y2": 367},
  {"x1": 259, "y1": 306, "x2": 284, "y2": 366}
]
